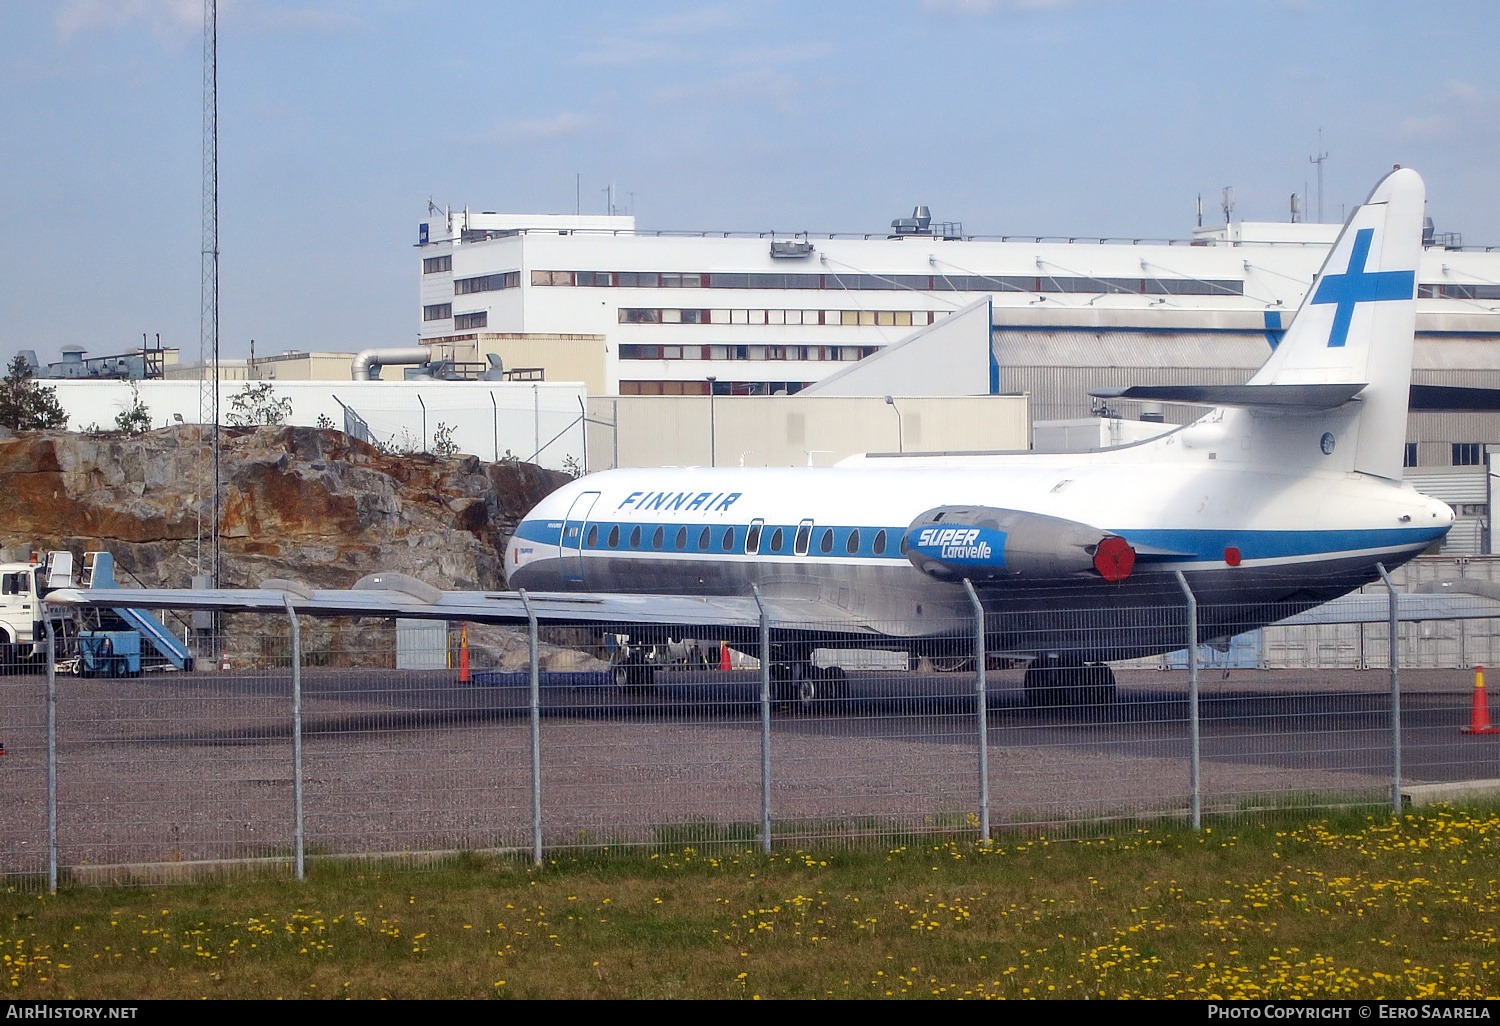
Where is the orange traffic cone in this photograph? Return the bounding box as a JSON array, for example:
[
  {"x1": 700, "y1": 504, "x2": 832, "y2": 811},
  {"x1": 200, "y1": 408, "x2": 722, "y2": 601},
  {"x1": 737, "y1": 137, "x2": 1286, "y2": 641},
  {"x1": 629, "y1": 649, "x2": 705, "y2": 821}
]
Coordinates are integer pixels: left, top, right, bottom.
[
  {"x1": 720, "y1": 642, "x2": 732, "y2": 672},
  {"x1": 459, "y1": 623, "x2": 470, "y2": 683},
  {"x1": 1462, "y1": 666, "x2": 1500, "y2": 734}
]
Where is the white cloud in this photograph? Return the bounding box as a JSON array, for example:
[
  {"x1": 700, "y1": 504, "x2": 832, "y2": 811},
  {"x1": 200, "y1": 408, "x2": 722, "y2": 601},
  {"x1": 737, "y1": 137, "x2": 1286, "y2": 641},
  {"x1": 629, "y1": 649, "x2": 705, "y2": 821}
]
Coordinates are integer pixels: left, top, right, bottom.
[
  {"x1": 920, "y1": 0, "x2": 1076, "y2": 13},
  {"x1": 56, "y1": 0, "x2": 201, "y2": 39},
  {"x1": 55, "y1": 0, "x2": 362, "y2": 40},
  {"x1": 506, "y1": 110, "x2": 592, "y2": 139}
]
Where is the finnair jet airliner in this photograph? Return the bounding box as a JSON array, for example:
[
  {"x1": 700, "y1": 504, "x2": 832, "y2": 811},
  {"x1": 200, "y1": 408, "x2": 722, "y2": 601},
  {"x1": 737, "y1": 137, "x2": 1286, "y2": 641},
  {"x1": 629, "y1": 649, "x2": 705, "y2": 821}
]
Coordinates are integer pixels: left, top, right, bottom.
[{"x1": 55, "y1": 168, "x2": 1487, "y2": 701}]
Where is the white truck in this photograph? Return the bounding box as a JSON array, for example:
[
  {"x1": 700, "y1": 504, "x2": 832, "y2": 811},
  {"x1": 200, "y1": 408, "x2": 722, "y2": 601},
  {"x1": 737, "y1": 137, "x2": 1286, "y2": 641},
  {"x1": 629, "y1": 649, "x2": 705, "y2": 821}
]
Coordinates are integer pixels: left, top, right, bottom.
[{"x1": 0, "y1": 551, "x2": 73, "y2": 668}]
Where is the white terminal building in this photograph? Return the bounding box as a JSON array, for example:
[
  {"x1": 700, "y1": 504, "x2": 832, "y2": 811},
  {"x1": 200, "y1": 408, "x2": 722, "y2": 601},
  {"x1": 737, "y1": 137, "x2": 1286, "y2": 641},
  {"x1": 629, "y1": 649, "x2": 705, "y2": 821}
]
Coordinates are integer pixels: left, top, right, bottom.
[{"x1": 413, "y1": 202, "x2": 1500, "y2": 553}]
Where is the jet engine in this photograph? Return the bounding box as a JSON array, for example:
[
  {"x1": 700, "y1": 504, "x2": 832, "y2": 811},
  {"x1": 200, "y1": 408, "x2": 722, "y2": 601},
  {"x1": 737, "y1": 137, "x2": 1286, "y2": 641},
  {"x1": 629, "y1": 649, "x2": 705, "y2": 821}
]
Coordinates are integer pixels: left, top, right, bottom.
[{"x1": 901, "y1": 506, "x2": 1135, "y2": 582}]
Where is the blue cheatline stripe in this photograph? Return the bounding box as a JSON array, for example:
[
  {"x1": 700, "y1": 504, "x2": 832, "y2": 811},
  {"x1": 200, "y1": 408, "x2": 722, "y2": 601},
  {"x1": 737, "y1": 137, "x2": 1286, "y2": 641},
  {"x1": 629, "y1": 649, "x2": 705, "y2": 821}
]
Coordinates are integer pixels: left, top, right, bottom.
[{"x1": 515, "y1": 518, "x2": 1448, "y2": 564}]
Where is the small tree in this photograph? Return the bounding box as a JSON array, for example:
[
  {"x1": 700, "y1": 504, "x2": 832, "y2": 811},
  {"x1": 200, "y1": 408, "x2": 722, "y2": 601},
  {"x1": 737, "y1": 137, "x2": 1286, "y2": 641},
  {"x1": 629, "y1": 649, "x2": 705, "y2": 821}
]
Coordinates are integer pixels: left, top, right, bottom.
[
  {"x1": 431, "y1": 422, "x2": 458, "y2": 457},
  {"x1": 315, "y1": 412, "x2": 335, "y2": 430},
  {"x1": 113, "y1": 383, "x2": 152, "y2": 435},
  {"x1": 226, "y1": 381, "x2": 292, "y2": 426},
  {"x1": 0, "y1": 355, "x2": 68, "y2": 431}
]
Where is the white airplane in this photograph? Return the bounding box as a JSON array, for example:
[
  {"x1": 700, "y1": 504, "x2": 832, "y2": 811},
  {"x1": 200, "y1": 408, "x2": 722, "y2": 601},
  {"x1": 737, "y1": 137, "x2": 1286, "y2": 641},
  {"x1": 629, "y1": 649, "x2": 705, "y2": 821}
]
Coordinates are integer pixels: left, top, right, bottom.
[{"x1": 51, "y1": 167, "x2": 1500, "y2": 703}]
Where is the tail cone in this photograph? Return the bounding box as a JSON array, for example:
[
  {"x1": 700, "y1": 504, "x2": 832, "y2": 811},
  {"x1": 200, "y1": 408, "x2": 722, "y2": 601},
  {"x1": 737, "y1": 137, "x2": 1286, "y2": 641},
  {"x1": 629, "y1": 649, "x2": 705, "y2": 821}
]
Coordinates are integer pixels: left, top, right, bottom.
[{"x1": 1461, "y1": 665, "x2": 1500, "y2": 734}]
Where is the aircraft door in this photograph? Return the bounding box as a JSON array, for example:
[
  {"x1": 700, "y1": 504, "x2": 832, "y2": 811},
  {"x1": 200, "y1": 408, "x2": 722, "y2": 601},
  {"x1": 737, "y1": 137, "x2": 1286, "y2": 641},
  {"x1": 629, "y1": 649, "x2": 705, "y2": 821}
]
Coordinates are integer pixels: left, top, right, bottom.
[{"x1": 562, "y1": 491, "x2": 601, "y2": 582}]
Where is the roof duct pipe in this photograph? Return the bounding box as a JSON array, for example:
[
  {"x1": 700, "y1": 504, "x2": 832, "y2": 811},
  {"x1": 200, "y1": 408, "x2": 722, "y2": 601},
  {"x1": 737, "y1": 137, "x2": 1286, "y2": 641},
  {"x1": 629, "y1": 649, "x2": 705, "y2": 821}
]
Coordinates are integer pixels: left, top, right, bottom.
[{"x1": 350, "y1": 347, "x2": 432, "y2": 381}]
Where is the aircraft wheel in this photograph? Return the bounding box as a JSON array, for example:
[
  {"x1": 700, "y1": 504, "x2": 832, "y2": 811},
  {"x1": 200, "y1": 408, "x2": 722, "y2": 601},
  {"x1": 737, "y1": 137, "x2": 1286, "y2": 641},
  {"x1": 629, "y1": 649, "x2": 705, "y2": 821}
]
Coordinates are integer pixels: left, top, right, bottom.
[
  {"x1": 929, "y1": 654, "x2": 974, "y2": 673},
  {"x1": 613, "y1": 661, "x2": 656, "y2": 690}
]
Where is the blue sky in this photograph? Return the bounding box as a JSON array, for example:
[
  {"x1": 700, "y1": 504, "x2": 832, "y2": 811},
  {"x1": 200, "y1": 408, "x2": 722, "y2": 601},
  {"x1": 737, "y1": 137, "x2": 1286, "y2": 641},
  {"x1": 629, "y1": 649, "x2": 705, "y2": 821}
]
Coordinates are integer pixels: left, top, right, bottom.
[{"x1": 3, "y1": 0, "x2": 1498, "y2": 364}]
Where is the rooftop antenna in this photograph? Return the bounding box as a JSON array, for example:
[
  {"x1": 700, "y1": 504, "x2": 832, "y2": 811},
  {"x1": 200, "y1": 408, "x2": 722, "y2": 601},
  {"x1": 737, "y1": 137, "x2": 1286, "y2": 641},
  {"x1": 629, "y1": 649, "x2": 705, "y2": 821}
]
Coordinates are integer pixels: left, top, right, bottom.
[
  {"x1": 198, "y1": 0, "x2": 221, "y2": 587},
  {"x1": 1309, "y1": 128, "x2": 1328, "y2": 223},
  {"x1": 1196, "y1": 193, "x2": 1202, "y2": 228},
  {"x1": 1220, "y1": 186, "x2": 1234, "y2": 225},
  {"x1": 575, "y1": 172, "x2": 580, "y2": 216},
  {"x1": 1290, "y1": 192, "x2": 1300, "y2": 223}
]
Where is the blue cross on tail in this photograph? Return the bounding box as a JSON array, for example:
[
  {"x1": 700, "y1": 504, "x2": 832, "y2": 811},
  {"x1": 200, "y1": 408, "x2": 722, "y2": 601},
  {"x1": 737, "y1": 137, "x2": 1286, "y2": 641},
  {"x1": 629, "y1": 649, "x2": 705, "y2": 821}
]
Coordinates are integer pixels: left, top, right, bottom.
[{"x1": 1310, "y1": 227, "x2": 1415, "y2": 348}]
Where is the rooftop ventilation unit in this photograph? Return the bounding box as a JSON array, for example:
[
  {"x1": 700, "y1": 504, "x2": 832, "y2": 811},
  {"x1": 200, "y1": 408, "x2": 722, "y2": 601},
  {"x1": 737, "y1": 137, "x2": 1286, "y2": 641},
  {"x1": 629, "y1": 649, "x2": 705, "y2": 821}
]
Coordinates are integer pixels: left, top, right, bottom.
[
  {"x1": 889, "y1": 205, "x2": 963, "y2": 240},
  {"x1": 769, "y1": 240, "x2": 815, "y2": 259}
]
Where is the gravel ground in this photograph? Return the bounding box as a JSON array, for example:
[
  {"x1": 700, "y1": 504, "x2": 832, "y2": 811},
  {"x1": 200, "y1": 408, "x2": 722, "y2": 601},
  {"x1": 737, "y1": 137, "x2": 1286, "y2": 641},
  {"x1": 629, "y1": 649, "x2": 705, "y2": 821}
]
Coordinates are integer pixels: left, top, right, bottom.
[{"x1": 3, "y1": 665, "x2": 1497, "y2": 876}]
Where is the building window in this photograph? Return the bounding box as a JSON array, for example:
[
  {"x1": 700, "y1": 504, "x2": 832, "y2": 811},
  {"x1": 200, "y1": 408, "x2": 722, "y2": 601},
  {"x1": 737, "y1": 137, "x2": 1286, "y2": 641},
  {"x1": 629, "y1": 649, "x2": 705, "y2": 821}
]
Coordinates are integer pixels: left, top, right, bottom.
[
  {"x1": 423, "y1": 303, "x2": 452, "y2": 321},
  {"x1": 529, "y1": 269, "x2": 1243, "y2": 296},
  {"x1": 454, "y1": 271, "x2": 520, "y2": 295},
  {"x1": 1404, "y1": 442, "x2": 1418, "y2": 468},
  {"x1": 1453, "y1": 442, "x2": 1484, "y2": 467},
  {"x1": 454, "y1": 311, "x2": 487, "y2": 330},
  {"x1": 422, "y1": 255, "x2": 452, "y2": 274}
]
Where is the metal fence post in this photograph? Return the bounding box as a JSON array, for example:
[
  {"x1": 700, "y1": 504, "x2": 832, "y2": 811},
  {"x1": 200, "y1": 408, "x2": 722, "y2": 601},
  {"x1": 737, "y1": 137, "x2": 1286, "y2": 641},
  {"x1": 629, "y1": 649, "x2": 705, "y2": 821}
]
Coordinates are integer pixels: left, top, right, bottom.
[
  {"x1": 1376, "y1": 563, "x2": 1402, "y2": 815},
  {"x1": 43, "y1": 606, "x2": 57, "y2": 895},
  {"x1": 283, "y1": 597, "x2": 305, "y2": 882},
  {"x1": 1174, "y1": 572, "x2": 1201, "y2": 831},
  {"x1": 751, "y1": 584, "x2": 771, "y2": 854},
  {"x1": 518, "y1": 590, "x2": 542, "y2": 866},
  {"x1": 962, "y1": 580, "x2": 990, "y2": 845}
]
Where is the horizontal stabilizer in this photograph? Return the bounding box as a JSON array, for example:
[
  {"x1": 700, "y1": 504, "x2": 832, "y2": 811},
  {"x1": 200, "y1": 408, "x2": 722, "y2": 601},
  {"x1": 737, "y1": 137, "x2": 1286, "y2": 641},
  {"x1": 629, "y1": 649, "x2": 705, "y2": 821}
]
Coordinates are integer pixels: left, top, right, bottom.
[
  {"x1": 1408, "y1": 384, "x2": 1500, "y2": 412},
  {"x1": 1089, "y1": 383, "x2": 1366, "y2": 410}
]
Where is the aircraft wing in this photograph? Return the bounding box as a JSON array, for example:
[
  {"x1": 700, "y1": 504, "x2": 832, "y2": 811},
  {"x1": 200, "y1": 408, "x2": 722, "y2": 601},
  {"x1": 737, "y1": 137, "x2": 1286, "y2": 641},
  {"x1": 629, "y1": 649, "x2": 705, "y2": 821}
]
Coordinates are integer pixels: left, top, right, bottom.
[
  {"x1": 44, "y1": 580, "x2": 888, "y2": 638},
  {"x1": 1274, "y1": 585, "x2": 1500, "y2": 626}
]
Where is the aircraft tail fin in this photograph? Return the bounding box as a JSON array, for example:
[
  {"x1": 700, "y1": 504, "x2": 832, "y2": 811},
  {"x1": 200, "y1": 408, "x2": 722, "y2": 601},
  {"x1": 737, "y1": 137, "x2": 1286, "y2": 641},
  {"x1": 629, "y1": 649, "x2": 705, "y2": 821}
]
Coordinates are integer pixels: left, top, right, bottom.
[{"x1": 1247, "y1": 167, "x2": 1423, "y2": 480}]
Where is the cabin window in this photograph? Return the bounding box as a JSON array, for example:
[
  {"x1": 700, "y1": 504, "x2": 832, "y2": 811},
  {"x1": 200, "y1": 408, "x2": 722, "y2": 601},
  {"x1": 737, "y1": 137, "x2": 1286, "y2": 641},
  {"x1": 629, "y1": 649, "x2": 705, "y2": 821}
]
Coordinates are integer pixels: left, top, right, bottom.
[
  {"x1": 770, "y1": 527, "x2": 784, "y2": 553},
  {"x1": 873, "y1": 529, "x2": 887, "y2": 556},
  {"x1": 653, "y1": 526, "x2": 665, "y2": 550},
  {"x1": 607, "y1": 525, "x2": 620, "y2": 548},
  {"x1": 819, "y1": 529, "x2": 833, "y2": 554},
  {"x1": 698, "y1": 526, "x2": 711, "y2": 550},
  {"x1": 846, "y1": 529, "x2": 861, "y2": 555},
  {"x1": 722, "y1": 527, "x2": 735, "y2": 551},
  {"x1": 794, "y1": 520, "x2": 812, "y2": 556},
  {"x1": 746, "y1": 520, "x2": 763, "y2": 553},
  {"x1": 675, "y1": 527, "x2": 688, "y2": 550},
  {"x1": 630, "y1": 525, "x2": 641, "y2": 548},
  {"x1": 586, "y1": 525, "x2": 598, "y2": 547}
]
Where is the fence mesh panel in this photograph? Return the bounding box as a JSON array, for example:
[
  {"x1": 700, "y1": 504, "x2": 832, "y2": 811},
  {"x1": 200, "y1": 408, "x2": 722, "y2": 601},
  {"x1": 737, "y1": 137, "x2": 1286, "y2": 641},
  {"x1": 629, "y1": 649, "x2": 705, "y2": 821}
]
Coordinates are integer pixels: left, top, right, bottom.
[{"x1": 6, "y1": 568, "x2": 1500, "y2": 886}]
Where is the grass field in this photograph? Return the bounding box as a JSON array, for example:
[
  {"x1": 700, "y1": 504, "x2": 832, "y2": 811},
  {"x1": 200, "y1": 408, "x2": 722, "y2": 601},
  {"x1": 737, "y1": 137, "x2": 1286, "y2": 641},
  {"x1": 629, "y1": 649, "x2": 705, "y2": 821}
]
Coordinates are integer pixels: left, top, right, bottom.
[{"x1": 4, "y1": 805, "x2": 1498, "y2": 1000}]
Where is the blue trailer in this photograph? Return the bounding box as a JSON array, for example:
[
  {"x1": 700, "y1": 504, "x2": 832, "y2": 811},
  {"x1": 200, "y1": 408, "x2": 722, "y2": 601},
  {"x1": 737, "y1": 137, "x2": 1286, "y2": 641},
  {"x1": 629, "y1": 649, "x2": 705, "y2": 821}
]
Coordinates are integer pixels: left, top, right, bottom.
[{"x1": 77, "y1": 630, "x2": 141, "y2": 678}]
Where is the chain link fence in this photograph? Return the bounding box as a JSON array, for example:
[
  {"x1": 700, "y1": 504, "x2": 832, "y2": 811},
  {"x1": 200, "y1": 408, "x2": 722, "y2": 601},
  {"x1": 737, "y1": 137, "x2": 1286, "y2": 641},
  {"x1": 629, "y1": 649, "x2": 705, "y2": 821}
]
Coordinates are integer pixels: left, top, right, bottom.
[{"x1": 5, "y1": 568, "x2": 1500, "y2": 893}]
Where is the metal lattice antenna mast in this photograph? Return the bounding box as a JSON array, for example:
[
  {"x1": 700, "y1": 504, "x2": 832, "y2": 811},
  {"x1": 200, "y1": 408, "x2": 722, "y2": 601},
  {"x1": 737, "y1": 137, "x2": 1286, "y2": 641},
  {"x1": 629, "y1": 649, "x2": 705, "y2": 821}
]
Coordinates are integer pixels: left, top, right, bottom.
[{"x1": 198, "y1": 0, "x2": 221, "y2": 585}]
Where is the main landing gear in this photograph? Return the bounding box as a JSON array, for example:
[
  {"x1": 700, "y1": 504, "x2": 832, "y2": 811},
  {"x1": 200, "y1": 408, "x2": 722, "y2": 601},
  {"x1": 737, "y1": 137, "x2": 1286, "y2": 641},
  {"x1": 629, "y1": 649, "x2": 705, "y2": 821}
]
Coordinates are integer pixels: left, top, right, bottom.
[
  {"x1": 1022, "y1": 654, "x2": 1116, "y2": 708},
  {"x1": 771, "y1": 659, "x2": 849, "y2": 714}
]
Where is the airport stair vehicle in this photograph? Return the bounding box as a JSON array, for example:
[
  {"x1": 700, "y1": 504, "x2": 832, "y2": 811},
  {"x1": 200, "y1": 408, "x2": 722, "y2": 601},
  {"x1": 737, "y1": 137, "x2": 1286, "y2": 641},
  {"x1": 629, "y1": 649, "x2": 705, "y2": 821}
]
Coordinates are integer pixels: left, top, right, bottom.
[{"x1": 80, "y1": 552, "x2": 194, "y2": 671}]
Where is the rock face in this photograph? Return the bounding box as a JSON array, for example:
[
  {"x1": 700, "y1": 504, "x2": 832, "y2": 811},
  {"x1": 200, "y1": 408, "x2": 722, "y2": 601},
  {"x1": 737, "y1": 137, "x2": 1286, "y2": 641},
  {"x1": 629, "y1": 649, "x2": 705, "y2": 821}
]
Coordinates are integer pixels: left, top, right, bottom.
[
  {"x1": 0, "y1": 426, "x2": 575, "y2": 667},
  {"x1": 0, "y1": 425, "x2": 566, "y2": 590}
]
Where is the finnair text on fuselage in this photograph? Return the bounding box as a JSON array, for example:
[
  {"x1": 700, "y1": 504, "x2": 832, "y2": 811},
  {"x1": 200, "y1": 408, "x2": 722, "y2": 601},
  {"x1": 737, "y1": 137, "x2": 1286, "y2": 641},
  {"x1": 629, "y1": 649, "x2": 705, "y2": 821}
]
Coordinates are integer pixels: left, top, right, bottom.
[{"x1": 617, "y1": 491, "x2": 743, "y2": 514}]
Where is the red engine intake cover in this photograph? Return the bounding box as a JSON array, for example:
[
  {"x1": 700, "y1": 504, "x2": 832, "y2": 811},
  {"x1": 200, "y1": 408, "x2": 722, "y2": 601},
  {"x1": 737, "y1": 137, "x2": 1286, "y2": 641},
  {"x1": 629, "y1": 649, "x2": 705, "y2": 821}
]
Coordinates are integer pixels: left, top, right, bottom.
[{"x1": 1093, "y1": 536, "x2": 1136, "y2": 582}]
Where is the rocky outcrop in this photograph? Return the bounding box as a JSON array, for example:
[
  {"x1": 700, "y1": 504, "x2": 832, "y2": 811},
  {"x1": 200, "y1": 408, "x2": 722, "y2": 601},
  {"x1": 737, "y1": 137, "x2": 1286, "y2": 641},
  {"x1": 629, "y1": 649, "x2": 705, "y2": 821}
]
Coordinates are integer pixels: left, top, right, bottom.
[
  {"x1": 0, "y1": 425, "x2": 566, "y2": 590},
  {"x1": 0, "y1": 426, "x2": 574, "y2": 667}
]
